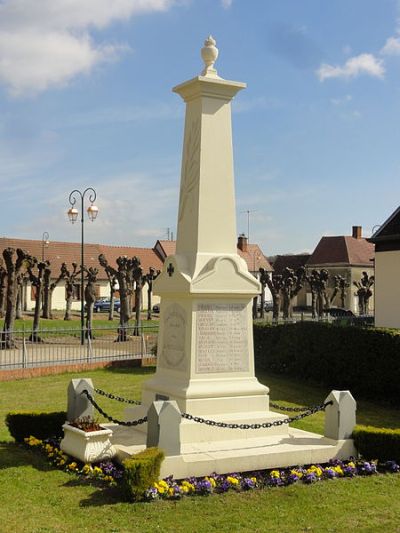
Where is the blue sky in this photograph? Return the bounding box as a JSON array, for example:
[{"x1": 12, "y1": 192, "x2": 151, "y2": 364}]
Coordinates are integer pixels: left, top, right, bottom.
[{"x1": 0, "y1": 0, "x2": 399, "y2": 255}]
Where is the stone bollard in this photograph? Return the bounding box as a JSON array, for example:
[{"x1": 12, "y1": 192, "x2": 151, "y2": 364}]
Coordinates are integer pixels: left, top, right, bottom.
[
  {"x1": 67, "y1": 378, "x2": 95, "y2": 422},
  {"x1": 146, "y1": 400, "x2": 182, "y2": 456},
  {"x1": 324, "y1": 390, "x2": 356, "y2": 440}
]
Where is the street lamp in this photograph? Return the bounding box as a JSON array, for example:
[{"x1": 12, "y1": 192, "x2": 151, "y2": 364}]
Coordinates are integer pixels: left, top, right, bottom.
[
  {"x1": 67, "y1": 187, "x2": 98, "y2": 345},
  {"x1": 41, "y1": 232, "x2": 50, "y2": 261}
]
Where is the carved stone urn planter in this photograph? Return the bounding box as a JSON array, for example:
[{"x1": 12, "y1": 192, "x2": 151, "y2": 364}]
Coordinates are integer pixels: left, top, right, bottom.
[{"x1": 60, "y1": 423, "x2": 116, "y2": 463}]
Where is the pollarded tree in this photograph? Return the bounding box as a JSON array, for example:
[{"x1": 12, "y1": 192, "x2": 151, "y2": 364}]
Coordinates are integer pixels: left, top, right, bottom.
[
  {"x1": 62, "y1": 262, "x2": 81, "y2": 321},
  {"x1": 353, "y1": 272, "x2": 374, "y2": 315},
  {"x1": 0, "y1": 259, "x2": 7, "y2": 318},
  {"x1": 101, "y1": 259, "x2": 118, "y2": 321},
  {"x1": 331, "y1": 274, "x2": 350, "y2": 309},
  {"x1": 26, "y1": 255, "x2": 48, "y2": 342},
  {"x1": 42, "y1": 263, "x2": 64, "y2": 319},
  {"x1": 144, "y1": 267, "x2": 160, "y2": 320},
  {"x1": 99, "y1": 254, "x2": 134, "y2": 341},
  {"x1": 305, "y1": 269, "x2": 330, "y2": 319},
  {"x1": 281, "y1": 266, "x2": 306, "y2": 319},
  {"x1": 260, "y1": 269, "x2": 284, "y2": 321},
  {"x1": 84, "y1": 266, "x2": 98, "y2": 339},
  {"x1": 1, "y1": 248, "x2": 29, "y2": 348}
]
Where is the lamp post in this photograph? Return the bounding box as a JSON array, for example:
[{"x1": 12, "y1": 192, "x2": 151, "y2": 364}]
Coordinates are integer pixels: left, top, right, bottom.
[
  {"x1": 41, "y1": 232, "x2": 50, "y2": 261},
  {"x1": 67, "y1": 187, "x2": 98, "y2": 345}
]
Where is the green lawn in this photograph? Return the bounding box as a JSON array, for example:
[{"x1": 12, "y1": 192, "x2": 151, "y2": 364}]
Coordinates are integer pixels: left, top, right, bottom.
[
  {"x1": 0, "y1": 314, "x2": 159, "y2": 337},
  {"x1": 1, "y1": 368, "x2": 400, "y2": 532}
]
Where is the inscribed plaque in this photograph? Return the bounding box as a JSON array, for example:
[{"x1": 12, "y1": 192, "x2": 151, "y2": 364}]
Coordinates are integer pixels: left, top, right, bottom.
[{"x1": 196, "y1": 303, "x2": 249, "y2": 373}]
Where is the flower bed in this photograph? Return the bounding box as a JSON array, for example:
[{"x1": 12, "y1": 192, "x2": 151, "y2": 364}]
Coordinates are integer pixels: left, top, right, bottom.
[
  {"x1": 24, "y1": 436, "x2": 123, "y2": 486},
  {"x1": 24, "y1": 435, "x2": 400, "y2": 502}
]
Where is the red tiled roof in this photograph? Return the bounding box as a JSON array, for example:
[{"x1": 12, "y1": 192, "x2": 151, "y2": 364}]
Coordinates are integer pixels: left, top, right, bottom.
[
  {"x1": 237, "y1": 244, "x2": 273, "y2": 272},
  {"x1": 0, "y1": 238, "x2": 163, "y2": 280},
  {"x1": 307, "y1": 236, "x2": 374, "y2": 267},
  {"x1": 0, "y1": 237, "x2": 272, "y2": 277}
]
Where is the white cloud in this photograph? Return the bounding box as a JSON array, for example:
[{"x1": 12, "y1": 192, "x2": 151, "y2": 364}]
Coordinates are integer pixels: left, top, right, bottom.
[
  {"x1": 0, "y1": 0, "x2": 178, "y2": 96},
  {"x1": 316, "y1": 53, "x2": 385, "y2": 81},
  {"x1": 221, "y1": 0, "x2": 233, "y2": 8},
  {"x1": 381, "y1": 36, "x2": 400, "y2": 55}
]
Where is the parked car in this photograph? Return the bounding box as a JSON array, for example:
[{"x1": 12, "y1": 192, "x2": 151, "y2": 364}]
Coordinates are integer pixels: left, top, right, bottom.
[
  {"x1": 93, "y1": 298, "x2": 121, "y2": 313},
  {"x1": 152, "y1": 304, "x2": 161, "y2": 314},
  {"x1": 328, "y1": 307, "x2": 355, "y2": 317},
  {"x1": 257, "y1": 300, "x2": 273, "y2": 313}
]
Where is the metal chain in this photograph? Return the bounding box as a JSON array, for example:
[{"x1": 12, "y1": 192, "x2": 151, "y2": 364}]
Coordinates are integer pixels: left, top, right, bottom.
[
  {"x1": 269, "y1": 402, "x2": 323, "y2": 413},
  {"x1": 82, "y1": 389, "x2": 332, "y2": 431},
  {"x1": 181, "y1": 401, "x2": 333, "y2": 430},
  {"x1": 94, "y1": 387, "x2": 142, "y2": 405},
  {"x1": 81, "y1": 389, "x2": 147, "y2": 427}
]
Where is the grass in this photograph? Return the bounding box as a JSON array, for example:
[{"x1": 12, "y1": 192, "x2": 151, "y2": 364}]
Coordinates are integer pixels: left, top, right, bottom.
[
  {"x1": 1, "y1": 367, "x2": 400, "y2": 532},
  {"x1": 0, "y1": 313, "x2": 159, "y2": 336}
]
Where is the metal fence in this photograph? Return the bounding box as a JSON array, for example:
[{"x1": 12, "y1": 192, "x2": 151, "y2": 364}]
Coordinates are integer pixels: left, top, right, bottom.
[{"x1": 0, "y1": 324, "x2": 159, "y2": 370}]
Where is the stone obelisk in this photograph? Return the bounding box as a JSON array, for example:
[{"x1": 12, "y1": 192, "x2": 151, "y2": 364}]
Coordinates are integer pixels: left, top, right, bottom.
[
  {"x1": 140, "y1": 36, "x2": 286, "y2": 439},
  {"x1": 117, "y1": 38, "x2": 355, "y2": 478}
]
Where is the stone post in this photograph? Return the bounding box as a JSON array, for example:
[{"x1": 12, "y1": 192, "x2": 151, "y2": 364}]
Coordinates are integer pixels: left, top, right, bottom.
[
  {"x1": 146, "y1": 400, "x2": 182, "y2": 456},
  {"x1": 67, "y1": 378, "x2": 94, "y2": 422},
  {"x1": 324, "y1": 390, "x2": 356, "y2": 440}
]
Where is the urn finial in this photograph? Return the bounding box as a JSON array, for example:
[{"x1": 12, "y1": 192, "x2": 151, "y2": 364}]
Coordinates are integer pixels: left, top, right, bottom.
[{"x1": 201, "y1": 35, "x2": 219, "y2": 77}]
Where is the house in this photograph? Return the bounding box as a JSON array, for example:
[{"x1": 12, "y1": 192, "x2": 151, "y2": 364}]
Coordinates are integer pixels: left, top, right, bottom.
[
  {"x1": 306, "y1": 226, "x2": 375, "y2": 313},
  {"x1": 368, "y1": 206, "x2": 400, "y2": 328},
  {"x1": 0, "y1": 237, "x2": 164, "y2": 313}
]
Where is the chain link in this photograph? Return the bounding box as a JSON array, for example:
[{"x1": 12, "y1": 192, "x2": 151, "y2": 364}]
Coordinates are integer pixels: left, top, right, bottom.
[
  {"x1": 270, "y1": 402, "x2": 323, "y2": 413},
  {"x1": 93, "y1": 390, "x2": 327, "y2": 414},
  {"x1": 81, "y1": 389, "x2": 147, "y2": 427},
  {"x1": 82, "y1": 389, "x2": 332, "y2": 431},
  {"x1": 94, "y1": 387, "x2": 142, "y2": 405},
  {"x1": 181, "y1": 401, "x2": 332, "y2": 430}
]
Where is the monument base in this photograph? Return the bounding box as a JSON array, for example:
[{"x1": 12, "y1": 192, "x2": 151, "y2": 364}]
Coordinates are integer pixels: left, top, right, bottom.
[{"x1": 109, "y1": 424, "x2": 356, "y2": 479}]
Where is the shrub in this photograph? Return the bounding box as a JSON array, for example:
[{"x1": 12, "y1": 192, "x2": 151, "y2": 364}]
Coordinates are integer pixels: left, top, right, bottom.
[
  {"x1": 122, "y1": 447, "x2": 165, "y2": 501},
  {"x1": 6, "y1": 411, "x2": 66, "y2": 443},
  {"x1": 253, "y1": 322, "x2": 400, "y2": 403},
  {"x1": 353, "y1": 425, "x2": 400, "y2": 463}
]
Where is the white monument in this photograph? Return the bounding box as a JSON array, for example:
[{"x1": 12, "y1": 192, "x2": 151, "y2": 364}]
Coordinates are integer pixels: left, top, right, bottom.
[{"x1": 108, "y1": 37, "x2": 356, "y2": 478}]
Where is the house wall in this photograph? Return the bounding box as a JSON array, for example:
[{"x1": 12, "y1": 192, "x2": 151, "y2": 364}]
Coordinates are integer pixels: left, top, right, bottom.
[{"x1": 374, "y1": 251, "x2": 400, "y2": 329}]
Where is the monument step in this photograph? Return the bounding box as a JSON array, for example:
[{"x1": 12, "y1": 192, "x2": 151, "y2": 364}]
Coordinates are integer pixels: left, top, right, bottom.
[
  {"x1": 159, "y1": 427, "x2": 356, "y2": 479},
  {"x1": 108, "y1": 425, "x2": 356, "y2": 480}
]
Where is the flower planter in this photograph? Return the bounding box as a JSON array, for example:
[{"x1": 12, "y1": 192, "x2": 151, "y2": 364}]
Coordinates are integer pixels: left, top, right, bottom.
[{"x1": 60, "y1": 423, "x2": 116, "y2": 463}]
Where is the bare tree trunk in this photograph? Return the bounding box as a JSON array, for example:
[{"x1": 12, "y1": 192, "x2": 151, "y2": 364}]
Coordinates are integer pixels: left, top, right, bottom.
[
  {"x1": 1, "y1": 248, "x2": 27, "y2": 349},
  {"x1": 0, "y1": 268, "x2": 6, "y2": 318},
  {"x1": 84, "y1": 267, "x2": 98, "y2": 340},
  {"x1": 16, "y1": 284, "x2": 23, "y2": 319}
]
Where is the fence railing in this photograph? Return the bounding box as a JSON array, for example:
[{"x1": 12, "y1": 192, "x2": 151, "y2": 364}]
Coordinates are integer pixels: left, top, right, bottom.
[{"x1": 0, "y1": 324, "x2": 159, "y2": 371}]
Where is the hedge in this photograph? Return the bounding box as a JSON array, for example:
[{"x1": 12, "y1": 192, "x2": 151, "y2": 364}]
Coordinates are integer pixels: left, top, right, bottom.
[
  {"x1": 353, "y1": 425, "x2": 400, "y2": 463},
  {"x1": 122, "y1": 447, "x2": 165, "y2": 501},
  {"x1": 6, "y1": 411, "x2": 66, "y2": 443},
  {"x1": 254, "y1": 322, "x2": 400, "y2": 403}
]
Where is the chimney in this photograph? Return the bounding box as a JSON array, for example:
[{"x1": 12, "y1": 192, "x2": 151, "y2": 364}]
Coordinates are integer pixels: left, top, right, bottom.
[
  {"x1": 352, "y1": 226, "x2": 362, "y2": 239},
  {"x1": 237, "y1": 233, "x2": 248, "y2": 252}
]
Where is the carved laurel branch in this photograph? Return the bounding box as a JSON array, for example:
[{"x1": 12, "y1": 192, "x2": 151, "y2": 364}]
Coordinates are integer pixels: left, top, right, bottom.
[{"x1": 178, "y1": 118, "x2": 200, "y2": 223}]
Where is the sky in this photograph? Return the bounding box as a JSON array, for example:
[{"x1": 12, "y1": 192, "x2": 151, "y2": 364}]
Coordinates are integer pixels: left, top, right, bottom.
[{"x1": 0, "y1": 0, "x2": 400, "y2": 256}]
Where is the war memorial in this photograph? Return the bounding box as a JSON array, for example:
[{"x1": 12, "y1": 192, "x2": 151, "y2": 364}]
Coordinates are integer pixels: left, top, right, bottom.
[{"x1": 64, "y1": 37, "x2": 356, "y2": 479}]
